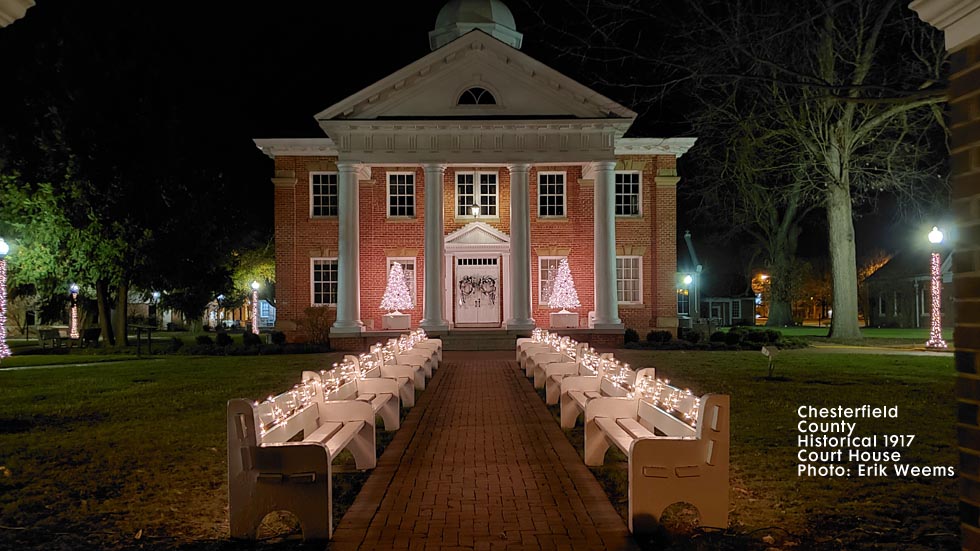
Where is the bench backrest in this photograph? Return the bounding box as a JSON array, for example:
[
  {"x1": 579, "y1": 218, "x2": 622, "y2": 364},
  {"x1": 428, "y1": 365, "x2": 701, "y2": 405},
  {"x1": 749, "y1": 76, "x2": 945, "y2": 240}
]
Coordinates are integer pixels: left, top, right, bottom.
[
  {"x1": 599, "y1": 377, "x2": 631, "y2": 397},
  {"x1": 636, "y1": 393, "x2": 729, "y2": 465},
  {"x1": 302, "y1": 369, "x2": 359, "y2": 402}
]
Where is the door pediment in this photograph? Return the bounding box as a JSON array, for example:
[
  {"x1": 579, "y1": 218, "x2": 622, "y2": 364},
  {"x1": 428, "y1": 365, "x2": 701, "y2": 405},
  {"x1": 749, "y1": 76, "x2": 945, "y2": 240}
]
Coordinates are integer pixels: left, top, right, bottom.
[{"x1": 445, "y1": 222, "x2": 510, "y2": 252}]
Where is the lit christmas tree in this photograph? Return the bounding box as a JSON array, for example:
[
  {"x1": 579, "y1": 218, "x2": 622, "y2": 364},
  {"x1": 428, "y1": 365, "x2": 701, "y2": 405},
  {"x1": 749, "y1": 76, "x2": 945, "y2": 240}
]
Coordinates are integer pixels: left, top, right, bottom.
[
  {"x1": 548, "y1": 258, "x2": 581, "y2": 313},
  {"x1": 381, "y1": 262, "x2": 413, "y2": 315}
]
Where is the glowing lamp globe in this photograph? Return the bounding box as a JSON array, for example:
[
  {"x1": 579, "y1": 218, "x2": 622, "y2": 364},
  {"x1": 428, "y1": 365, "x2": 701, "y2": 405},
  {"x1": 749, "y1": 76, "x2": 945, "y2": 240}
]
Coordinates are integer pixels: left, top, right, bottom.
[
  {"x1": 928, "y1": 226, "x2": 943, "y2": 244},
  {"x1": 683, "y1": 274, "x2": 693, "y2": 286},
  {"x1": 0, "y1": 238, "x2": 8, "y2": 258},
  {"x1": 70, "y1": 283, "x2": 80, "y2": 294},
  {"x1": 251, "y1": 281, "x2": 260, "y2": 291},
  {"x1": 470, "y1": 203, "x2": 480, "y2": 217},
  {"x1": 152, "y1": 291, "x2": 160, "y2": 301}
]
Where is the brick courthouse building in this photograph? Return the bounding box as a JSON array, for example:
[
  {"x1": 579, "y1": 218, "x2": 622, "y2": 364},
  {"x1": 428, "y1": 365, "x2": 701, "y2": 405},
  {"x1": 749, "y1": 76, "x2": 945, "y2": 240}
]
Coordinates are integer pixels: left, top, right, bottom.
[{"x1": 256, "y1": 0, "x2": 694, "y2": 347}]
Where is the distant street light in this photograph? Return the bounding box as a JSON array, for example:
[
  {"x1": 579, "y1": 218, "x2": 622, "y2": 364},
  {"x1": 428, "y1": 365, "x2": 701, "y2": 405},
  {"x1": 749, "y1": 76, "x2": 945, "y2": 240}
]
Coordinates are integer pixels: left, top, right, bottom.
[
  {"x1": 0, "y1": 238, "x2": 10, "y2": 362},
  {"x1": 69, "y1": 283, "x2": 80, "y2": 340},
  {"x1": 251, "y1": 281, "x2": 260, "y2": 335},
  {"x1": 683, "y1": 274, "x2": 693, "y2": 286},
  {"x1": 925, "y1": 226, "x2": 948, "y2": 350},
  {"x1": 152, "y1": 291, "x2": 161, "y2": 329}
]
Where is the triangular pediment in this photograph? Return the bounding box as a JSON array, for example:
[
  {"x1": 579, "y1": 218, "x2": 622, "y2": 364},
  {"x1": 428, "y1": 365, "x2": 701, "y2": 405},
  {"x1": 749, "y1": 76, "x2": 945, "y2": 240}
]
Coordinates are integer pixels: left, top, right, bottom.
[
  {"x1": 445, "y1": 222, "x2": 510, "y2": 246},
  {"x1": 315, "y1": 30, "x2": 635, "y2": 123}
]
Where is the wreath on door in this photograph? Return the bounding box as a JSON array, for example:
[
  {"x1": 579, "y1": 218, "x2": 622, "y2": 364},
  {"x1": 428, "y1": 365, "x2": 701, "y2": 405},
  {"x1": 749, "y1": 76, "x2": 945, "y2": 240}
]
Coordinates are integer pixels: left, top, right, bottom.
[{"x1": 458, "y1": 275, "x2": 497, "y2": 306}]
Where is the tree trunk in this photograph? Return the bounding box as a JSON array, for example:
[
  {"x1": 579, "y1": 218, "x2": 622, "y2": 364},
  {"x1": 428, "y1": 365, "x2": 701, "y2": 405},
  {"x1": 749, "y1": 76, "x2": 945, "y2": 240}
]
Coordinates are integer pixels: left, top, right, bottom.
[
  {"x1": 96, "y1": 279, "x2": 115, "y2": 346},
  {"x1": 114, "y1": 282, "x2": 128, "y2": 346},
  {"x1": 826, "y1": 182, "x2": 862, "y2": 339}
]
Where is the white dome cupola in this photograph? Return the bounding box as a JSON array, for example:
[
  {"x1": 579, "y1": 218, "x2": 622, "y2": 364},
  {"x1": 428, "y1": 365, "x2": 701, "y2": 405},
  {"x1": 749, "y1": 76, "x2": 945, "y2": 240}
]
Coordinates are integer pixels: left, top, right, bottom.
[{"x1": 428, "y1": 0, "x2": 523, "y2": 51}]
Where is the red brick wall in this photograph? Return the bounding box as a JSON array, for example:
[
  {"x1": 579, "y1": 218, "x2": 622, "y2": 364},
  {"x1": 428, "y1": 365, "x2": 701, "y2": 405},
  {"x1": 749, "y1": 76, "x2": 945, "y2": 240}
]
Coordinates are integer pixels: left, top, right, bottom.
[
  {"x1": 271, "y1": 156, "x2": 679, "y2": 338},
  {"x1": 359, "y1": 166, "x2": 426, "y2": 329},
  {"x1": 951, "y1": 41, "x2": 980, "y2": 550}
]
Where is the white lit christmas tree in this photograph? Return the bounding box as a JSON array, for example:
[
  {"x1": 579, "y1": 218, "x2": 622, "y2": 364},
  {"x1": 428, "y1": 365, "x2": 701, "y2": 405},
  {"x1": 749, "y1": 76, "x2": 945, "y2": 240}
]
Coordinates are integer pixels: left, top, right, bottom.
[
  {"x1": 381, "y1": 262, "x2": 413, "y2": 315},
  {"x1": 548, "y1": 258, "x2": 581, "y2": 313}
]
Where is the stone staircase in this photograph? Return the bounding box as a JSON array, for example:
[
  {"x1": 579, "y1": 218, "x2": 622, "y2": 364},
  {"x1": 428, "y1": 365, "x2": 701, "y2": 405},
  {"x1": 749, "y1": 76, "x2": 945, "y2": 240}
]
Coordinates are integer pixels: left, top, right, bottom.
[{"x1": 437, "y1": 329, "x2": 528, "y2": 350}]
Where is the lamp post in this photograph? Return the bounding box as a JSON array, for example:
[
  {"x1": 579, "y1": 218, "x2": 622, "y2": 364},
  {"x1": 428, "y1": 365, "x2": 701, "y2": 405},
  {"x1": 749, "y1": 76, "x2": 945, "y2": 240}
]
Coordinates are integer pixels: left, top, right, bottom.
[
  {"x1": 69, "y1": 283, "x2": 80, "y2": 340},
  {"x1": 152, "y1": 291, "x2": 161, "y2": 329},
  {"x1": 0, "y1": 238, "x2": 10, "y2": 361},
  {"x1": 251, "y1": 281, "x2": 260, "y2": 335},
  {"x1": 926, "y1": 226, "x2": 948, "y2": 349},
  {"x1": 681, "y1": 273, "x2": 695, "y2": 320}
]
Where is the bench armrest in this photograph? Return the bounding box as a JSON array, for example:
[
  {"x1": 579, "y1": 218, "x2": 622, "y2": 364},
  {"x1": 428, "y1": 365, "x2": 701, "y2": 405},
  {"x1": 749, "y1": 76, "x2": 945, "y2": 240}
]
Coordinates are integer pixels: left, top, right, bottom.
[
  {"x1": 561, "y1": 375, "x2": 601, "y2": 394},
  {"x1": 544, "y1": 362, "x2": 580, "y2": 377},
  {"x1": 380, "y1": 364, "x2": 420, "y2": 380},
  {"x1": 356, "y1": 377, "x2": 399, "y2": 397},
  {"x1": 585, "y1": 396, "x2": 639, "y2": 423}
]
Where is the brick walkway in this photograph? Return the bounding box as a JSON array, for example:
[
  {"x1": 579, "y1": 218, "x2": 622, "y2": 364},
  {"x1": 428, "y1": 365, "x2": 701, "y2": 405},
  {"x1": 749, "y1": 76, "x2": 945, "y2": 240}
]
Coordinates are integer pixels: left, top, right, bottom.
[{"x1": 332, "y1": 351, "x2": 638, "y2": 550}]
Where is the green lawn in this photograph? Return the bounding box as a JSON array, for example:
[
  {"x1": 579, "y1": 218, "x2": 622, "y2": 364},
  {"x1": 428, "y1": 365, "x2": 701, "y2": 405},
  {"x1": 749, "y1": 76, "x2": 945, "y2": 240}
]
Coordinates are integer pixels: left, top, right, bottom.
[
  {"x1": 0, "y1": 353, "x2": 349, "y2": 549},
  {"x1": 761, "y1": 326, "x2": 954, "y2": 343}
]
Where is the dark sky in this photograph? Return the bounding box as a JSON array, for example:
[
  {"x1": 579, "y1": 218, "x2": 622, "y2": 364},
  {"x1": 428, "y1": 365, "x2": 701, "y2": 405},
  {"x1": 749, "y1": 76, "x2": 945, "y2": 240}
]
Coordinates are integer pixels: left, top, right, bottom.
[{"x1": 0, "y1": 0, "x2": 938, "y2": 278}]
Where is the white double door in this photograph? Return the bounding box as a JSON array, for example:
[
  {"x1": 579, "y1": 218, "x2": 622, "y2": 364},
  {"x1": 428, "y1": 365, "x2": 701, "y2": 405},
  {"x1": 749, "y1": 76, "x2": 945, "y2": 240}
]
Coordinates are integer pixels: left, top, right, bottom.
[{"x1": 454, "y1": 257, "x2": 501, "y2": 326}]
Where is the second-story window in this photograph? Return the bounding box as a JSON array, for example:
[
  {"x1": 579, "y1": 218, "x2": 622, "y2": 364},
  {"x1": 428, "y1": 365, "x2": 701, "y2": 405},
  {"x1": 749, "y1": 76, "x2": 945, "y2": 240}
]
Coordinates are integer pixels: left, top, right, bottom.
[
  {"x1": 388, "y1": 172, "x2": 415, "y2": 217},
  {"x1": 310, "y1": 172, "x2": 338, "y2": 217}
]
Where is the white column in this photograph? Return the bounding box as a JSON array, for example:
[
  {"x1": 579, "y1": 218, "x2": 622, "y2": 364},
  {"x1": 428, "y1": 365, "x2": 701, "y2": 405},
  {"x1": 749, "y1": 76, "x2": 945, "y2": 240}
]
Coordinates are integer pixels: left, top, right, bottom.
[
  {"x1": 593, "y1": 161, "x2": 622, "y2": 328},
  {"x1": 507, "y1": 163, "x2": 535, "y2": 330},
  {"x1": 331, "y1": 161, "x2": 363, "y2": 333},
  {"x1": 420, "y1": 163, "x2": 449, "y2": 332}
]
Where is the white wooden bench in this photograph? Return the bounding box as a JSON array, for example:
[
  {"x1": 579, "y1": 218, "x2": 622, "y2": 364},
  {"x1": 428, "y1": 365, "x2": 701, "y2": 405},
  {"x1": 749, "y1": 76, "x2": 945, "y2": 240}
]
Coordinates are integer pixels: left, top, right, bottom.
[
  {"x1": 408, "y1": 329, "x2": 442, "y2": 364},
  {"x1": 559, "y1": 361, "x2": 647, "y2": 429},
  {"x1": 523, "y1": 335, "x2": 574, "y2": 378},
  {"x1": 303, "y1": 367, "x2": 401, "y2": 432},
  {"x1": 372, "y1": 343, "x2": 427, "y2": 390},
  {"x1": 583, "y1": 387, "x2": 730, "y2": 532},
  {"x1": 397, "y1": 334, "x2": 439, "y2": 371},
  {"x1": 544, "y1": 347, "x2": 602, "y2": 405},
  {"x1": 531, "y1": 341, "x2": 587, "y2": 389},
  {"x1": 376, "y1": 341, "x2": 433, "y2": 381},
  {"x1": 515, "y1": 328, "x2": 547, "y2": 361},
  {"x1": 346, "y1": 353, "x2": 417, "y2": 408},
  {"x1": 387, "y1": 338, "x2": 436, "y2": 378},
  {"x1": 517, "y1": 330, "x2": 562, "y2": 370},
  {"x1": 227, "y1": 382, "x2": 376, "y2": 541}
]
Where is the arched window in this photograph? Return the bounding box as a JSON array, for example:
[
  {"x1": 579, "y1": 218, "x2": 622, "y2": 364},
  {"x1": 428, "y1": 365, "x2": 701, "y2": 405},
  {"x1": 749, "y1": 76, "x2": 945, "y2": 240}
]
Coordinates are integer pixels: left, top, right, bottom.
[{"x1": 457, "y1": 87, "x2": 496, "y2": 105}]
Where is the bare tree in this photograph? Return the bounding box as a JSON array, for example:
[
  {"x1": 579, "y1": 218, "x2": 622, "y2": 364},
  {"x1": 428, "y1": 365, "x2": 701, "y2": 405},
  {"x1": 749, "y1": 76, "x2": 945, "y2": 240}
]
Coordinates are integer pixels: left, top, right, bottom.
[{"x1": 526, "y1": 0, "x2": 948, "y2": 338}]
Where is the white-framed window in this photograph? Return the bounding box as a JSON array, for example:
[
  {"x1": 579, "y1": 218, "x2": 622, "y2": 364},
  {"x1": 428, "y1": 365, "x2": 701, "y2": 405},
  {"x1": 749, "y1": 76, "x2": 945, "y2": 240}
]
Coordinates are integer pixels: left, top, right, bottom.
[
  {"x1": 387, "y1": 257, "x2": 417, "y2": 307},
  {"x1": 310, "y1": 172, "x2": 338, "y2": 217},
  {"x1": 387, "y1": 172, "x2": 415, "y2": 217},
  {"x1": 538, "y1": 172, "x2": 566, "y2": 217},
  {"x1": 538, "y1": 256, "x2": 564, "y2": 304},
  {"x1": 878, "y1": 294, "x2": 887, "y2": 316},
  {"x1": 616, "y1": 256, "x2": 642, "y2": 304},
  {"x1": 677, "y1": 289, "x2": 690, "y2": 316},
  {"x1": 731, "y1": 300, "x2": 741, "y2": 319},
  {"x1": 311, "y1": 258, "x2": 339, "y2": 306},
  {"x1": 456, "y1": 172, "x2": 498, "y2": 218},
  {"x1": 614, "y1": 171, "x2": 641, "y2": 216}
]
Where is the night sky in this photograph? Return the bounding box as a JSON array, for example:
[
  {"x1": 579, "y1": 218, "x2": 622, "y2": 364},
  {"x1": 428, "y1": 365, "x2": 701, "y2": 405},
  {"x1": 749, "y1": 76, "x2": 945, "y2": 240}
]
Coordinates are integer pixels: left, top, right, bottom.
[{"x1": 0, "y1": 0, "x2": 942, "y2": 284}]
